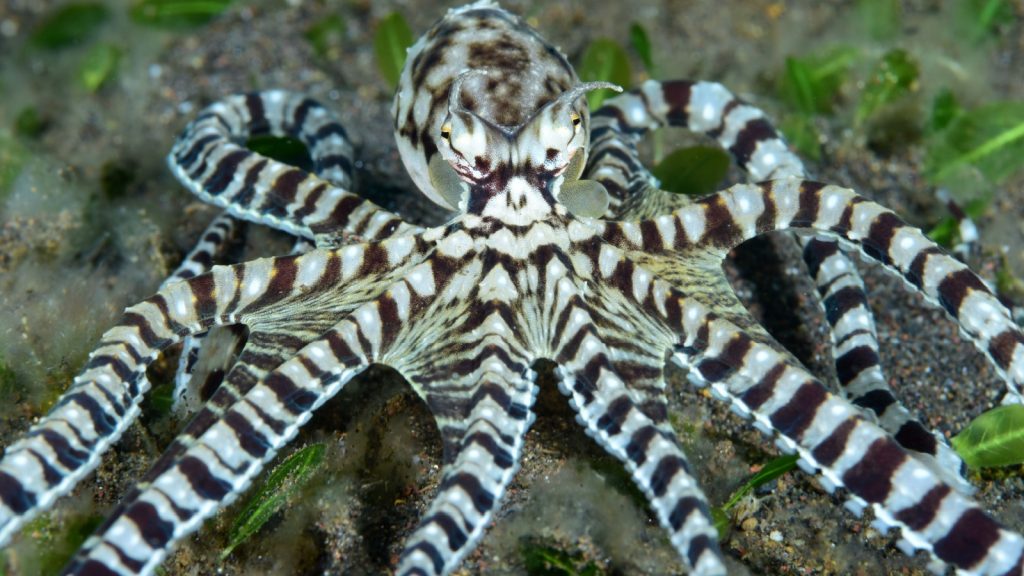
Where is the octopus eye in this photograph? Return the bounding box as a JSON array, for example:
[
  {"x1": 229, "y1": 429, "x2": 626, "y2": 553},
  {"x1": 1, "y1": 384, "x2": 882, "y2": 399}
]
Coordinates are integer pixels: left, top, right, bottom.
[
  {"x1": 440, "y1": 122, "x2": 452, "y2": 142},
  {"x1": 570, "y1": 111, "x2": 581, "y2": 130}
]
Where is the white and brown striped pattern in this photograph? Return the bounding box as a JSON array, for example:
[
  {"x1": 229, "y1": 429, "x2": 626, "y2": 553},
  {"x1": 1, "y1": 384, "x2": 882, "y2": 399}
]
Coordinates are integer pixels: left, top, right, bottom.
[
  {"x1": 395, "y1": 349, "x2": 536, "y2": 576},
  {"x1": 574, "y1": 224, "x2": 1024, "y2": 574},
  {"x1": 601, "y1": 178, "x2": 1024, "y2": 404},
  {"x1": 169, "y1": 90, "x2": 420, "y2": 245},
  {"x1": 160, "y1": 212, "x2": 244, "y2": 414},
  {"x1": 165, "y1": 90, "x2": 420, "y2": 414},
  {"x1": 586, "y1": 80, "x2": 971, "y2": 486},
  {"x1": 61, "y1": 231, "x2": 434, "y2": 574},
  {"x1": 801, "y1": 236, "x2": 972, "y2": 492},
  {"x1": 553, "y1": 296, "x2": 725, "y2": 574},
  {"x1": 0, "y1": 254, "x2": 300, "y2": 550},
  {"x1": 675, "y1": 312, "x2": 1023, "y2": 575},
  {"x1": 2, "y1": 3, "x2": 1023, "y2": 575}
]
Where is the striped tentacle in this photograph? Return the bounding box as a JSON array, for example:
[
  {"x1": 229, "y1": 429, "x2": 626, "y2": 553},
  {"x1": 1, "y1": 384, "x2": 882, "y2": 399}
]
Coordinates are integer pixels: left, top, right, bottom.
[
  {"x1": 168, "y1": 90, "x2": 420, "y2": 245},
  {"x1": 552, "y1": 287, "x2": 725, "y2": 576},
  {"x1": 137, "y1": 327, "x2": 329, "y2": 506},
  {"x1": 0, "y1": 250, "x2": 323, "y2": 549},
  {"x1": 585, "y1": 79, "x2": 805, "y2": 211},
  {"x1": 161, "y1": 212, "x2": 242, "y2": 287},
  {"x1": 577, "y1": 235, "x2": 1024, "y2": 574},
  {"x1": 933, "y1": 190, "x2": 1024, "y2": 325},
  {"x1": 584, "y1": 81, "x2": 878, "y2": 376},
  {"x1": 583, "y1": 112, "x2": 651, "y2": 215},
  {"x1": 582, "y1": 79, "x2": 795, "y2": 355},
  {"x1": 673, "y1": 306, "x2": 1023, "y2": 574},
  {"x1": 386, "y1": 235, "x2": 542, "y2": 574},
  {"x1": 583, "y1": 272, "x2": 686, "y2": 440},
  {"x1": 802, "y1": 237, "x2": 972, "y2": 493},
  {"x1": 586, "y1": 79, "x2": 968, "y2": 481},
  {"x1": 606, "y1": 178, "x2": 1024, "y2": 403},
  {"x1": 187, "y1": 233, "x2": 417, "y2": 407},
  {"x1": 64, "y1": 327, "x2": 368, "y2": 575},
  {"x1": 161, "y1": 213, "x2": 244, "y2": 413},
  {"x1": 164, "y1": 90, "x2": 355, "y2": 412},
  {"x1": 395, "y1": 348, "x2": 536, "y2": 576},
  {"x1": 583, "y1": 81, "x2": 891, "y2": 392},
  {"x1": 166, "y1": 98, "x2": 355, "y2": 413},
  {"x1": 62, "y1": 238, "x2": 439, "y2": 575},
  {"x1": 170, "y1": 234, "x2": 329, "y2": 410},
  {"x1": 168, "y1": 221, "x2": 319, "y2": 415},
  {"x1": 165, "y1": 89, "x2": 361, "y2": 411}
]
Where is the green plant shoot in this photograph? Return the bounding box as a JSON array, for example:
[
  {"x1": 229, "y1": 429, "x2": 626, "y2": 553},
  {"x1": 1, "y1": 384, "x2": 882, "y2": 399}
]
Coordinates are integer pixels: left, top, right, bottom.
[
  {"x1": 929, "y1": 89, "x2": 962, "y2": 134},
  {"x1": 926, "y1": 102, "x2": 1024, "y2": 185},
  {"x1": 374, "y1": 12, "x2": 414, "y2": 90},
  {"x1": 712, "y1": 454, "x2": 799, "y2": 539},
  {"x1": 652, "y1": 146, "x2": 731, "y2": 197},
  {"x1": 130, "y1": 0, "x2": 235, "y2": 28},
  {"x1": 0, "y1": 137, "x2": 27, "y2": 200},
  {"x1": 577, "y1": 39, "x2": 631, "y2": 111},
  {"x1": 305, "y1": 15, "x2": 346, "y2": 58},
  {"x1": 629, "y1": 23, "x2": 656, "y2": 77},
  {"x1": 221, "y1": 443, "x2": 326, "y2": 559},
  {"x1": 31, "y1": 3, "x2": 109, "y2": 50},
  {"x1": 961, "y1": 0, "x2": 1013, "y2": 43},
  {"x1": 855, "y1": 49, "x2": 919, "y2": 126},
  {"x1": 80, "y1": 43, "x2": 122, "y2": 93},
  {"x1": 777, "y1": 47, "x2": 857, "y2": 116},
  {"x1": 521, "y1": 541, "x2": 603, "y2": 576},
  {"x1": 780, "y1": 115, "x2": 822, "y2": 162},
  {"x1": 952, "y1": 404, "x2": 1024, "y2": 469}
]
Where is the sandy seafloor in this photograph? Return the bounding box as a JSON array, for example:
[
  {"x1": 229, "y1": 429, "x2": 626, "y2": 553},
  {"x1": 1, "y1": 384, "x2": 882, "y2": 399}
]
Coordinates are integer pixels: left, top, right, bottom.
[{"x1": 1, "y1": 0, "x2": 1024, "y2": 574}]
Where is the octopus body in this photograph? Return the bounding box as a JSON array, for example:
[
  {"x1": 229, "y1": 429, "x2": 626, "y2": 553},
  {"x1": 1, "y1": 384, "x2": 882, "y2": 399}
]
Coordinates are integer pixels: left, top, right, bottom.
[{"x1": 1, "y1": 2, "x2": 1023, "y2": 575}]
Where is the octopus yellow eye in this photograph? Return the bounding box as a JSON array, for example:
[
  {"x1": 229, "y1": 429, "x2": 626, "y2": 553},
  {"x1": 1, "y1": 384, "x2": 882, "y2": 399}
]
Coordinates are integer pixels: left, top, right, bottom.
[
  {"x1": 570, "y1": 111, "x2": 581, "y2": 129},
  {"x1": 440, "y1": 122, "x2": 452, "y2": 141}
]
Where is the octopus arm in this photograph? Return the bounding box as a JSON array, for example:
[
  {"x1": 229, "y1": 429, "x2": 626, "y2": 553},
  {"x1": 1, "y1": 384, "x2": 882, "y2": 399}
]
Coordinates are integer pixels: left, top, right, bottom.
[
  {"x1": 610, "y1": 178, "x2": 1024, "y2": 404},
  {"x1": 370, "y1": 258, "x2": 537, "y2": 576},
  {"x1": 58, "y1": 248, "x2": 441, "y2": 574},
  {"x1": 158, "y1": 213, "x2": 245, "y2": 413},
  {"x1": 395, "y1": 346, "x2": 537, "y2": 576},
  {"x1": 0, "y1": 250, "x2": 325, "y2": 548},
  {"x1": 586, "y1": 80, "x2": 969, "y2": 487},
  {"x1": 672, "y1": 313, "x2": 1023, "y2": 574},
  {"x1": 0, "y1": 227, "x2": 430, "y2": 568},
  {"x1": 800, "y1": 235, "x2": 972, "y2": 493},
  {"x1": 584, "y1": 224, "x2": 1023, "y2": 574},
  {"x1": 62, "y1": 320, "x2": 374, "y2": 575},
  {"x1": 585, "y1": 77, "x2": 966, "y2": 483},
  {"x1": 167, "y1": 91, "x2": 421, "y2": 246},
  {"x1": 551, "y1": 288, "x2": 726, "y2": 575}
]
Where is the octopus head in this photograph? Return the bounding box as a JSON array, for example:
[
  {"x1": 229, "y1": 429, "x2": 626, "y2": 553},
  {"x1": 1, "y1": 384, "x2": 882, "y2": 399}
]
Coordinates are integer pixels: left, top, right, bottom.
[{"x1": 429, "y1": 72, "x2": 620, "y2": 221}]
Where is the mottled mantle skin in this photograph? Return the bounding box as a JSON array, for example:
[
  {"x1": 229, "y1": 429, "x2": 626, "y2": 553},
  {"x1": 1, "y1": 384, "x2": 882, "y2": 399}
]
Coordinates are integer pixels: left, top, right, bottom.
[
  {"x1": 394, "y1": 3, "x2": 584, "y2": 211},
  {"x1": 0, "y1": 2, "x2": 1022, "y2": 575}
]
